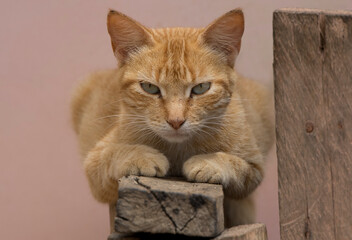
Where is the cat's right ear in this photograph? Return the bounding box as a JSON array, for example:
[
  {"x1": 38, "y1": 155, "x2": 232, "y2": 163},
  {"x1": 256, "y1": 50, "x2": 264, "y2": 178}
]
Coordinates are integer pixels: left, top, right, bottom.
[
  {"x1": 107, "y1": 10, "x2": 152, "y2": 64},
  {"x1": 202, "y1": 9, "x2": 244, "y2": 67}
]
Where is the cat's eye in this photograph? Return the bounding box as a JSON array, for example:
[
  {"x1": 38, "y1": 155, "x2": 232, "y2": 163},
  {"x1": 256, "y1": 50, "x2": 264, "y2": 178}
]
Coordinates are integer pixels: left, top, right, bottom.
[
  {"x1": 191, "y1": 82, "x2": 211, "y2": 96},
  {"x1": 140, "y1": 82, "x2": 161, "y2": 95}
]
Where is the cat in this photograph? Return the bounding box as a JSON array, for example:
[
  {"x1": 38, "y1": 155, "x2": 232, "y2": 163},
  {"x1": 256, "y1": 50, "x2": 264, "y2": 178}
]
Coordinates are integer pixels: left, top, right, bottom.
[{"x1": 71, "y1": 9, "x2": 274, "y2": 227}]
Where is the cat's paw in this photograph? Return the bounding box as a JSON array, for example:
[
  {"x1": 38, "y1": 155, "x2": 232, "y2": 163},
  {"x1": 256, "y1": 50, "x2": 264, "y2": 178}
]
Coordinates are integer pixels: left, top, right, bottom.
[
  {"x1": 117, "y1": 149, "x2": 169, "y2": 178},
  {"x1": 183, "y1": 153, "x2": 234, "y2": 185}
]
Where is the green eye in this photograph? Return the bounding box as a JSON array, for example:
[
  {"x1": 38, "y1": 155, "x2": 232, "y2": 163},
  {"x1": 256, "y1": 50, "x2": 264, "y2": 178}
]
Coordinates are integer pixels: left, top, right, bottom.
[
  {"x1": 191, "y1": 82, "x2": 211, "y2": 95},
  {"x1": 140, "y1": 82, "x2": 160, "y2": 95}
]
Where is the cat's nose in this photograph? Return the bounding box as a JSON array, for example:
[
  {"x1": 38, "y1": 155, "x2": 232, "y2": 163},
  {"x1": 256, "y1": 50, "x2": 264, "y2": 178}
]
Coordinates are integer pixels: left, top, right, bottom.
[{"x1": 167, "y1": 119, "x2": 185, "y2": 130}]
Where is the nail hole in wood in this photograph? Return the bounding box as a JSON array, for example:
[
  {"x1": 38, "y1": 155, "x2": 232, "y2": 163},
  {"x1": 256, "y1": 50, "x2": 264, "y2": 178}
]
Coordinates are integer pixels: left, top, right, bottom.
[{"x1": 305, "y1": 122, "x2": 314, "y2": 133}]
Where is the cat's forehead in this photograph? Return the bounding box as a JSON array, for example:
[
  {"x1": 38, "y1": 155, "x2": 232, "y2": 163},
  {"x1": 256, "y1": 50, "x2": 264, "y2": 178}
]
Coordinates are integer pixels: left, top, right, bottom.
[
  {"x1": 150, "y1": 27, "x2": 202, "y2": 40},
  {"x1": 124, "y1": 27, "x2": 229, "y2": 89},
  {"x1": 128, "y1": 28, "x2": 226, "y2": 85},
  {"x1": 135, "y1": 50, "x2": 217, "y2": 86}
]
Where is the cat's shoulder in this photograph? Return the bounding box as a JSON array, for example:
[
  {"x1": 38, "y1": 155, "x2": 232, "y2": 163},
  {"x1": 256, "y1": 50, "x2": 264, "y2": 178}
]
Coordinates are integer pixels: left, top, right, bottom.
[
  {"x1": 83, "y1": 69, "x2": 118, "y2": 85},
  {"x1": 235, "y1": 75, "x2": 272, "y2": 103},
  {"x1": 70, "y1": 69, "x2": 117, "y2": 133}
]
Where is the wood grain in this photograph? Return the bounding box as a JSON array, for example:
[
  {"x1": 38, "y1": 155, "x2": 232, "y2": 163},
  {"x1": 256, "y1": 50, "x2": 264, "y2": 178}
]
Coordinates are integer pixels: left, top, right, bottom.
[
  {"x1": 114, "y1": 176, "x2": 224, "y2": 237},
  {"x1": 323, "y1": 12, "x2": 352, "y2": 240},
  {"x1": 213, "y1": 223, "x2": 267, "y2": 240},
  {"x1": 108, "y1": 224, "x2": 267, "y2": 240},
  {"x1": 110, "y1": 203, "x2": 117, "y2": 233},
  {"x1": 274, "y1": 8, "x2": 352, "y2": 240}
]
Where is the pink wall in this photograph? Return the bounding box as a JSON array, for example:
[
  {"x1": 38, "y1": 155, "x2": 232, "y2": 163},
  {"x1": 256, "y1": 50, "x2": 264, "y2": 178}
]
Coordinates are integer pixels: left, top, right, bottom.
[{"x1": 1, "y1": 1, "x2": 350, "y2": 240}]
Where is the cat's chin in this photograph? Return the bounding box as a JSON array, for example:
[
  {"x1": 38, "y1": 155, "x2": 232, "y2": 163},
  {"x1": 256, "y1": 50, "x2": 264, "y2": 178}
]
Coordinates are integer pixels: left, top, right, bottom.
[{"x1": 161, "y1": 132, "x2": 190, "y2": 143}]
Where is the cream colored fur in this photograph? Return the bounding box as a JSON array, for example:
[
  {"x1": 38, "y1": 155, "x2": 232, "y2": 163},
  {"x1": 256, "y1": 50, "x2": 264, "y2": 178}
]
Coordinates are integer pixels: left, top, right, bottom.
[{"x1": 71, "y1": 9, "x2": 274, "y2": 227}]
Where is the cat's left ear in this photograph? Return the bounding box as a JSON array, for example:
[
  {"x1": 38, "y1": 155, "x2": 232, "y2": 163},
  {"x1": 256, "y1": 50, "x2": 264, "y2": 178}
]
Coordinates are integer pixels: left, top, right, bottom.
[
  {"x1": 107, "y1": 10, "x2": 153, "y2": 65},
  {"x1": 202, "y1": 9, "x2": 244, "y2": 67}
]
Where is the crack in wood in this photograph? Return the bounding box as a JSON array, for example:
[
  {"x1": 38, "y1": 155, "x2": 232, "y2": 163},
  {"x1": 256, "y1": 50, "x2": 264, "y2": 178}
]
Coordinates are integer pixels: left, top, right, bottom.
[
  {"x1": 133, "y1": 177, "x2": 199, "y2": 233},
  {"x1": 134, "y1": 177, "x2": 179, "y2": 233},
  {"x1": 179, "y1": 212, "x2": 197, "y2": 232},
  {"x1": 320, "y1": 12, "x2": 337, "y2": 240},
  {"x1": 117, "y1": 215, "x2": 129, "y2": 221},
  {"x1": 319, "y1": 13, "x2": 326, "y2": 52},
  {"x1": 304, "y1": 193, "x2": 311, "y2": 239}
]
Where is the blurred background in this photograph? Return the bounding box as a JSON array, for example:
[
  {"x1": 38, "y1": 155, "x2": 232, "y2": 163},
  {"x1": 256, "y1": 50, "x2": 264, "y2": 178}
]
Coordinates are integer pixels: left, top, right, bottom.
[{"x1": 0, "y1": 0, "x2": 351, "y2": 239}]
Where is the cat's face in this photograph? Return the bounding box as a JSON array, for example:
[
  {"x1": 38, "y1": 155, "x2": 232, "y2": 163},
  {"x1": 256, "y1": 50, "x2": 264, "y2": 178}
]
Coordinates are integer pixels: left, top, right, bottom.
[{"x1": 108, "y1": 10, "x2": 244, "y2": 143}]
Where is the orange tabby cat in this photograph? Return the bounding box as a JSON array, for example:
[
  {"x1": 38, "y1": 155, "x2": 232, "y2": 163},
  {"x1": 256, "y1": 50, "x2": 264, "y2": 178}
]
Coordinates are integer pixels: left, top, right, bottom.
[{"x1": 71, "y1": 9, "x2": 274, "y2": 226}]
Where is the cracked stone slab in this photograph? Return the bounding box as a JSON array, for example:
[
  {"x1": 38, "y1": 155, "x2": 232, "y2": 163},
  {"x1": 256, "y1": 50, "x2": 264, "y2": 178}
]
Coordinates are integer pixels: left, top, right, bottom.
[{"x1": 115, "y1": 176, "x2": 224, "y2": 237}]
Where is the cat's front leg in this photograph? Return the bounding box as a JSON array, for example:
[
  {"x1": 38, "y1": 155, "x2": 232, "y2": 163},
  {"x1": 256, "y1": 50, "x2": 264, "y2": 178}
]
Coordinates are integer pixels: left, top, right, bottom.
[
  {"x1": 84, "y1": 141, "x2": 169, "y2": 203},
  {"x1": 182, "y1": 152, "x2": 263, "y2": 199}
]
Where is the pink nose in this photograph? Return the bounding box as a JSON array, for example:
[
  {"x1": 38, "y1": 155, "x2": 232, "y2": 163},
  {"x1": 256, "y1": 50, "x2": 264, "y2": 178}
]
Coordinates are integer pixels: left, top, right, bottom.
[{"x1": 167, "y1": 119, "x2": 185, "y2": 130}]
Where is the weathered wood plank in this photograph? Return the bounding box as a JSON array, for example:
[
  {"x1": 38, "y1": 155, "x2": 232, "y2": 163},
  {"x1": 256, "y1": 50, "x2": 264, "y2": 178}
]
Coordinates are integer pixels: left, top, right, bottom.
[
  {"x1": 114, "y1": 176, "x2": 224, "y2": 237},
  {"x1": 108, "y1": 224, "x2": 267, "y2": 240},
  {"x1": 110, "y1": 203, "x2": 117, "y2": 233},
  {"x1": 274, "y1": 8, "x2": 352, "y2": 240},
  {"x1": 323, "y1": 12, "x2": 352, "y2": 240},
  {"x1": 274, "y1": 9, "x2": 335, "y2": 240}
]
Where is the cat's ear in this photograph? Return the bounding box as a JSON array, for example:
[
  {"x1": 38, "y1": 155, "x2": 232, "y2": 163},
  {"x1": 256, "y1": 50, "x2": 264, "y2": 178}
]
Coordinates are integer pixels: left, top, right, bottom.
[
  {"x1": 202, "y1": 9, "x2": 244, "y2": 67},
  {"x1": 107, "y1": 10, "x2": 152, "y2": 64}
]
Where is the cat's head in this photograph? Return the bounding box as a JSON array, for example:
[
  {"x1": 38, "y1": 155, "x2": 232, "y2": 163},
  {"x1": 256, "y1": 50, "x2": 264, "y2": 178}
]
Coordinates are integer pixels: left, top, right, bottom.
[{"x1": 107, "y1": 9, "x2": 244, "y2": 143}]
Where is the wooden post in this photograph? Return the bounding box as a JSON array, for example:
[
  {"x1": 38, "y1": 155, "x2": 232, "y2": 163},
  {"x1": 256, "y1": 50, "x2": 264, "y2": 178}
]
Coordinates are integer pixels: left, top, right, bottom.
[{"x1": 274, "y1": 8, "x2": 352, "y2": 240}]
